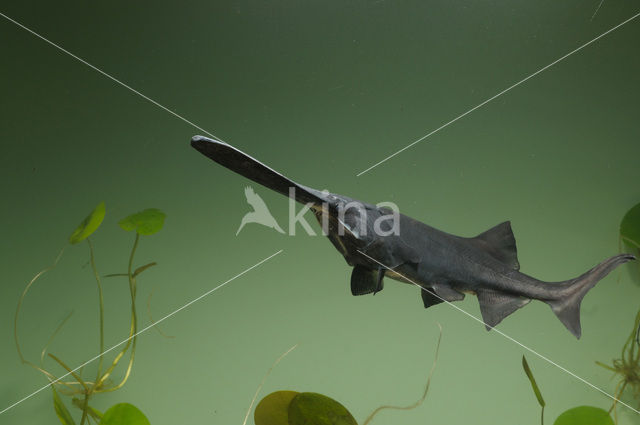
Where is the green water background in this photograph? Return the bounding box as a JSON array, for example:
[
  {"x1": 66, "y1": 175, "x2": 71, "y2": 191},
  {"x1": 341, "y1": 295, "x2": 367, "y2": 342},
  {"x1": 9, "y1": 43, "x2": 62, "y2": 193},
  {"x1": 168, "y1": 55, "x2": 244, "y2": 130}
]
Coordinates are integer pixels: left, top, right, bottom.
[{"x1": 1, "y1": 1, "x2": 639, "y2": 424}]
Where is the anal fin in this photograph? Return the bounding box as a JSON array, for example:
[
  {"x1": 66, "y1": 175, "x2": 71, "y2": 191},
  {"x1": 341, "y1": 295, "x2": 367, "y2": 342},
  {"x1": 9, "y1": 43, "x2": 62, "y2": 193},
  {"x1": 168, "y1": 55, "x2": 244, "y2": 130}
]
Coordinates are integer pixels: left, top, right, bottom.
[
  {"x1": 421, "y1": 288, "x2": 444, "y2": 308},
  {"x1": 420, "y1": 284, "x2": 465, "y2": 309},
  {"x1": 477, "y1": 289, "x2": 531, "y2": 329}
]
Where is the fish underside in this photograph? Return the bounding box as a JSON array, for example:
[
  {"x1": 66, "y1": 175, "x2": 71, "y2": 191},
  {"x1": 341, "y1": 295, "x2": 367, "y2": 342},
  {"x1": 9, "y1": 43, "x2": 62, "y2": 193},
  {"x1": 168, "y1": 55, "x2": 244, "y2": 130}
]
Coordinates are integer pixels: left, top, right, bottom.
[{"x1": 191, "y1": 135, "x2": 635, "y2": 339}]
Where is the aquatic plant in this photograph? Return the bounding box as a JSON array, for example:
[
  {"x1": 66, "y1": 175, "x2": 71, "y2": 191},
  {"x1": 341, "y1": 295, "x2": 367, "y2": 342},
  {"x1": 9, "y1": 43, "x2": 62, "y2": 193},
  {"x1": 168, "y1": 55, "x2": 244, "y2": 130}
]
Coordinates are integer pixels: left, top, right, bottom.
[
  {"x1": 594, "y1": 202, "x2": 640, "y2": 422},
  {"x1": 14, "y1": 202, "x2": 166, "y2": 425},
  {"x1": 251, "y1": 325, "x2": 442, "y2": 425},
  {"x1": 522, "y1": 355, "x2": 546, "y2": 425},
  {"x1": 619, "y1": 202, "x2": 640, "y2": 273},
  {"x1": 522, "y1": 355, "x2": 614, "y2": 425},
  {"x1": 595, "y1": 310, "x2": 640, "y2": 422}
]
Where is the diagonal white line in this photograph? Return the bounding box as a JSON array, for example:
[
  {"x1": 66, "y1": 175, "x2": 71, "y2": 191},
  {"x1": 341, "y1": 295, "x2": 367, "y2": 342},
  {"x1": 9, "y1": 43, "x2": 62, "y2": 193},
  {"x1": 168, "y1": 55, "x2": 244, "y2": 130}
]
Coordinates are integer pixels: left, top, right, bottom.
[
  {"x1": 356, "y1": 249, "x2": 640, "y2": 415},
  {"x1": 591, "y1": 0, "x2": 607, "y2": 21},
  {"x1": 0, "y1": 11, "x2": 225, "y2": 143},
  {"x1": 0, "y1": 249, "x2": 283, "y2": 416},
  {"x1": 3, "y1": 4, "x2": 637, "y2": 419},
  {"x1": 356, "y1": 11, "x2": 640, "y2": 176}
]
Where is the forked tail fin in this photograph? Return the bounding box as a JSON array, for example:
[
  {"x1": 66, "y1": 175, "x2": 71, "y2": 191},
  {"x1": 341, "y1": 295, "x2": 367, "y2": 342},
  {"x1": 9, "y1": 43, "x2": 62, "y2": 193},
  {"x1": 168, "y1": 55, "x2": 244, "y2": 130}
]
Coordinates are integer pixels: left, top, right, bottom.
[{"x1": 546, "y1": 253, "x2": 635, "y2": 338}]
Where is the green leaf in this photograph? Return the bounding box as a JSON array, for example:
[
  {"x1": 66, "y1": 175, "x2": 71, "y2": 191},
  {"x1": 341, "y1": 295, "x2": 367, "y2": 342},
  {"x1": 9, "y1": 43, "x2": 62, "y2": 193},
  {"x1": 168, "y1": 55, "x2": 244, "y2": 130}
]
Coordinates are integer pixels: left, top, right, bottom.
[
  {"x1": 621, "y1": 202, "x2": 640, "y2": 252},
  {"x1": 288, "y1": 392, "x2": 357, "y2": 425},
  {"x1": 52, "y1": 385, "x2": 76, "y2": 425},
  {"x1": 99, "y1": 403, "x2": 150, "y2": 425},
  {"x1": 69, "y1": 201, "x2": 106, "y2": 244},
  {"x1": 104, "y1": 273, "x2": 129, "y2": 278},
  {"x1": 553, "y1": 406, "x2": 614, "y2": 425},
  {"x1": 119, "y1": 209, "x2": 166, "y2": 235},
  {"x1": 254, "y1": 391, "x2": 298, "y2": 425},
  {"x1": 522, "y1": 355, "x2": 545, "y2": 408},
  {"x1": 133, "y1": 262, "x2": 157, "y2": 277}
]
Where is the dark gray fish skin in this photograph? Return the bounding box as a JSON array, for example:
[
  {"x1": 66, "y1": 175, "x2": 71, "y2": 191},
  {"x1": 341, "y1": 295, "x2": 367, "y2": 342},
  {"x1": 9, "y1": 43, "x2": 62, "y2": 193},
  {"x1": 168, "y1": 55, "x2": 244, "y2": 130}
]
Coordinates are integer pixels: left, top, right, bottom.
[{"x1": 191, "y1": 135, "x2": 636, "y2": 339}]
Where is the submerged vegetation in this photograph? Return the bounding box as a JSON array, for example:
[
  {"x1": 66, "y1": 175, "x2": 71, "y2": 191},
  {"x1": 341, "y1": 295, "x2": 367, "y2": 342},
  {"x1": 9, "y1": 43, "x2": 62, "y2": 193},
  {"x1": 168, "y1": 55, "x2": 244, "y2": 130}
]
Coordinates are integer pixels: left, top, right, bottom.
[
  {"x1": 519, "y1": 202, "x2": 640, "y2": 425},
  {"x1": 10, "y1": 200, "x2": 639, "y2": 425},
  {"x1": 595, "y1": 202, "x2": 640, "y2": 422},
  {"x1": 596, "y1": 311, "x2": 640, "y2": 423},
  {"x1": 522, "y1": 355, "x2": 614, "y2": 425},
  {"x1": 251, "y1": 326, "x2": 442, "y2": 425},
  {"x1": 14, "y1": 202, "x2": 166, "y2": 425}
]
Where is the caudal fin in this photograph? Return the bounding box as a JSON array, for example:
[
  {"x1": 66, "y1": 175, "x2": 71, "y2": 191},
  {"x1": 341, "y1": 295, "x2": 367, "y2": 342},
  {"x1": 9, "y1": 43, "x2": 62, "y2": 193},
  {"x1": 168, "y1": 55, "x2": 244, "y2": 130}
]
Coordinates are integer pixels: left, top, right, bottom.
[{"x1": 546, "y1": 253, "x2": 635, "y2": 338}]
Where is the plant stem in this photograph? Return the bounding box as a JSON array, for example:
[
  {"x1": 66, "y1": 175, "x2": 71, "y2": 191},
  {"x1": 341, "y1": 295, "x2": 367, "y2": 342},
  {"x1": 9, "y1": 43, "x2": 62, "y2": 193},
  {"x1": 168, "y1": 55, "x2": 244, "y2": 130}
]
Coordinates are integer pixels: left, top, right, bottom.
[
  {"x1": 242, "y1": 344, "x2": 298, "y2": 425},
  {"x1": 40, "y1": 311, "x2": 74, "y2": 366},
  {"x1": 12, "y1": 248, "x2": 82, "y2": 392},
  {"x1": 79, "y1": 392, "x2": 90, "y2": 425},
  {"x1": 110, "y1": 233, "x2": 139, "y2": 390},
  {"x1": 632, "y1": 310, "x2": 640, "y2": 363},
  {"x1": 87, "y1": 239, "x2": 105, "y2": 379},
  {"x1": 48, "y1": 353, "x2": 89, "y2": 392},
  {"x1": 95, "y1": 234, "x2": 140, "y2": 392},
  {"x1": 595, "y1": 361, "x2": 617, "y2": 372},
  {"x1": 361, "y1": 323, "x2": 443, "y2": 425},
  {"x1": 14, "y1": 248, "x2": 65, "y2": 366}
]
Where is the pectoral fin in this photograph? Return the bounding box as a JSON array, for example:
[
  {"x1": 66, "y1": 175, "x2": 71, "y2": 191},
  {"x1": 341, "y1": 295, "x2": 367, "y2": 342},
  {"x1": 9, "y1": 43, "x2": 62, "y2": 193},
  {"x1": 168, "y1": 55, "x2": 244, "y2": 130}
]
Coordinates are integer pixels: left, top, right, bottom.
[
  {"x1": 351, "y1": 266, "x2": 384, "y2": 296},
  {"x1": 476, "y1": 290, "x2": 531, "y2": 329}
]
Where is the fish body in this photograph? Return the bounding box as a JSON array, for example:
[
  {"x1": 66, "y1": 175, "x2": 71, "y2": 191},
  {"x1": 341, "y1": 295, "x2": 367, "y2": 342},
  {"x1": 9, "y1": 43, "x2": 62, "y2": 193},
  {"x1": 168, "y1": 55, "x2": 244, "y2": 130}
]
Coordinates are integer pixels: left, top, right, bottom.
[{"x1": 191, "y1": 135, "x2": 635, "y2": 338}]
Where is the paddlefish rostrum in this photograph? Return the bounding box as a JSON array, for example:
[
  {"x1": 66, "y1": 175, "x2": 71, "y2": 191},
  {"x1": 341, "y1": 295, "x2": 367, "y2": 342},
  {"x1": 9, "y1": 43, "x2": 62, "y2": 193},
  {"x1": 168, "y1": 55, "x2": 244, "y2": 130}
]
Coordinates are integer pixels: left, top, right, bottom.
[{"x1": 191, "y1": 135, "x2": 635, "y2": 338}]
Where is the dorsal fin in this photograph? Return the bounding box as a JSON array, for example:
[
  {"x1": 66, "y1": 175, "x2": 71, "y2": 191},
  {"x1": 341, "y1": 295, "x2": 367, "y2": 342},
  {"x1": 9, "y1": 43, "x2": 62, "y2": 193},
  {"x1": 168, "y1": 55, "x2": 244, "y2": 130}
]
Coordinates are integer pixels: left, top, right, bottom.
[{"x1": 472, "y1": 221, "x2": 520, "y2": 270}]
